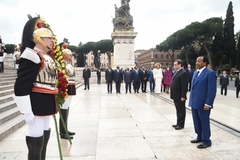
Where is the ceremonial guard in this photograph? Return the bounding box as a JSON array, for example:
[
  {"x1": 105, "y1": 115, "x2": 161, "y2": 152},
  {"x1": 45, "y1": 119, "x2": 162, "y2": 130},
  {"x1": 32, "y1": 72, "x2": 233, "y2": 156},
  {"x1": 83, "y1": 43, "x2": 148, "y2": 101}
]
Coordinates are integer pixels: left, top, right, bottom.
[
  {"x1": 14, "y1": 17, "x2": 59, "y2": 160},
  {"x1": 59, "y1": 43, "x2": 76, "y2": 139},
  {"x1": 13, "y1": 44, "x2": 21, "y2": 69},
  {"x1": 0, "y1": 36, "x2": 6, "y2": 73}
]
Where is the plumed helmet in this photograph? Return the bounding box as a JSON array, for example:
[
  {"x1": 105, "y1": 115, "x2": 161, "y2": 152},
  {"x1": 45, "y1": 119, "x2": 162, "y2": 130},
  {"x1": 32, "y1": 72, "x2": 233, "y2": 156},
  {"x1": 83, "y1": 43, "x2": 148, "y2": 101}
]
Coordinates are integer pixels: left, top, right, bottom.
[
  {"x1": 62, "y1": 48, "x2": 72, "y2": 55},
  {"x1": 33, "y1": 28, "x2": 54, "y2": 44},
  {"x1": 21, "y1": 17, "x2": 55, "y2": 52}
]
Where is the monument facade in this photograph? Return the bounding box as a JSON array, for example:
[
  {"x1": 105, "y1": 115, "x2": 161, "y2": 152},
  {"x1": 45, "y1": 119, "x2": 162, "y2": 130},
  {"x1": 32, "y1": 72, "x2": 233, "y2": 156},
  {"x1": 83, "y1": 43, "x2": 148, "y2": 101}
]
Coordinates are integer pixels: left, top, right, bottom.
[{"x1": 111, "y1": 0, "x2": 137, "y2": 69}]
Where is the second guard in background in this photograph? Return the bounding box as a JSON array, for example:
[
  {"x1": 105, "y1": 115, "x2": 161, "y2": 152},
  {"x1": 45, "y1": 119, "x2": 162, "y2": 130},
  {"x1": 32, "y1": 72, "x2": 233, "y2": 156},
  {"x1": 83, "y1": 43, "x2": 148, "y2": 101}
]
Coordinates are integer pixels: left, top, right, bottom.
[
  {"x1": 0, "y1": 36, "x2": 7, "y2": 73},
  {"x1": 13, "y1": 44, "x2": 21, "y2": 70},
  {"x1": 59, "y1": 44, "x2": 76, "y2": 139}
]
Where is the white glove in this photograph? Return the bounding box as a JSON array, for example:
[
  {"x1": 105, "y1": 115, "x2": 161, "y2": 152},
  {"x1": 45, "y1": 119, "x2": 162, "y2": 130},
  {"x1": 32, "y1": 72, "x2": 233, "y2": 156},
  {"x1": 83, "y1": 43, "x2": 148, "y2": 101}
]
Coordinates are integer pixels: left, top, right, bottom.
[{"x1": 24, "y1": 113, "x2": 35, "y2": 125}]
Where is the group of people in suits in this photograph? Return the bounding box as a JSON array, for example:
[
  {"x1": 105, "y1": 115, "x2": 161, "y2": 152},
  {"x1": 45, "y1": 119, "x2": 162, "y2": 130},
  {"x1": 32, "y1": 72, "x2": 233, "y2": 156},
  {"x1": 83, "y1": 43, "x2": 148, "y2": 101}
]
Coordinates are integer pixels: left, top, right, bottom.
[
  {"x1": 170, "y1": 56, "x2": 217, "y2": 149},
  {"x1": 105, "y1": 65, "x2": 149, "y2": 94}
]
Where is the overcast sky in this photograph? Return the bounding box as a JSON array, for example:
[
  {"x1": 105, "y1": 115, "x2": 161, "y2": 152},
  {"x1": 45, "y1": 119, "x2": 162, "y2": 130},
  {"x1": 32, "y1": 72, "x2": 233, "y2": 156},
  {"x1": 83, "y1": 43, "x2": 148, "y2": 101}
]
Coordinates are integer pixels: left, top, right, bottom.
[{"x1": 0, "y1": 0, "x2": 240, "y2": 50}]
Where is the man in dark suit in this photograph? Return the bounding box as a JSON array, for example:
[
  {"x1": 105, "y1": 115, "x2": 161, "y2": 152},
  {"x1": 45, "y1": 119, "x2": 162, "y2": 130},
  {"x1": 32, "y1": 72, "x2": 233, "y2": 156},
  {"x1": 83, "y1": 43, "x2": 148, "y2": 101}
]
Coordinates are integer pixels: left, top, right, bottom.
[
  {"x1": 82, "y1": 65, "x2": 91, "y2": 90},
  {"x1": 189, "y1": 56, "x2": 216, "y2": 149},
  {"x1": 124, "y1": 68, "x2": 132, "y2": 93},
  {"x1": 148, "y1": 67, "x2": 155, "y2": 93},
  {"x1": 105, "y1": 65, "x2": 113, "y2": 94},
  {"x1": 113, "y1": 66, "x2": 123, "y2": 94},
  {"x1": 96, "y1": 68, "x2": 101, "y2": 84},
  {"x1": 235, "y1": 73, "x2": 240, "y2": 98},
  {"x1": 220, "y1": 70, "x2": 229, "y2": 96},
  {"x1": 140, "y1": 67, "x2": 148, "y2": 93},
  {"x1": 131, "y1": 66, "x2": 141, "y2": 93},
  {"x1": 185, "y1": 64, "x2": 194, "y2": 91},
  {"x1": 170, "y1": 59, "x2": 188, "y2": 130}
]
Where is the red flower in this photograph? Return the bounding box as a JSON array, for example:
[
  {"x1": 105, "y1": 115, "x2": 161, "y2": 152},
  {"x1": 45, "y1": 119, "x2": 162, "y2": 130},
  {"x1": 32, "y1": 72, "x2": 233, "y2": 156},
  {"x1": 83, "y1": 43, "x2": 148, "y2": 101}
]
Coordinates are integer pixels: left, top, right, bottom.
[{"x1": 37, "y1": 23, "x2": 43, "y2": 28}]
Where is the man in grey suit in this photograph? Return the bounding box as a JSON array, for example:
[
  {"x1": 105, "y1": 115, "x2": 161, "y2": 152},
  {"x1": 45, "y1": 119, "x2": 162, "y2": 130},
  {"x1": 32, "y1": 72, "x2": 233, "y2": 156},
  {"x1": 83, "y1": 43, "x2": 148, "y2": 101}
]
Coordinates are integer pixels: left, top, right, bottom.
[
  {"x1": 170, "y1": 59, "x2": 188, "y2": 130},
  {"x1": 105, "y1": 65, "x2": 114, "y2": 94},
  {"x1": 189, "y1": 56, "x2": 216, "y2": 149},
  {"x1": 82, "y1": 65, "x2": 91, "y2": 90},
  {"x1": 220, "y1": 70, "x2": 229, "y2": 96}
]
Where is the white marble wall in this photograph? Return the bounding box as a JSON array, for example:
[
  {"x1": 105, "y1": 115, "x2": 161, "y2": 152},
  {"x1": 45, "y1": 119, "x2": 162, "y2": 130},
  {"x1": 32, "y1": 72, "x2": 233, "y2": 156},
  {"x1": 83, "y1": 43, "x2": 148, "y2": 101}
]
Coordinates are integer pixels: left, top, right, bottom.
[{"x1": 111, "y1": 30, "x2": 137, "y2": 69}]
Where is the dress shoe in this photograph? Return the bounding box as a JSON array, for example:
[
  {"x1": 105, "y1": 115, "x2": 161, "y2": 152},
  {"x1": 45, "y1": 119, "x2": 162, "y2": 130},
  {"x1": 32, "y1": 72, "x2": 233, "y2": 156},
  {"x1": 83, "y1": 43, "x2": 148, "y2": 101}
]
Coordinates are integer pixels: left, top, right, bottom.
[
  {"x1": 190, "y1": 139, "x2": 202, "y2": 143},
  {"x1": 172, "y1": 124, "x2": 177, "y2": 128},
  {"x1": 197, "y1": 144, "x2": 211, "y2": 149},
  {"x1": 83, "y1": 88, "x2": 86, "y2": 90},
  {"x1": 68, "y1": 131, "x2": 75, "y2": 136},
  {"x1": 60, "y1": 134, "x2": 73, "y2": 139},
  {"x1": 175, "y1": 126, "x2": 184, "y2": 130}
]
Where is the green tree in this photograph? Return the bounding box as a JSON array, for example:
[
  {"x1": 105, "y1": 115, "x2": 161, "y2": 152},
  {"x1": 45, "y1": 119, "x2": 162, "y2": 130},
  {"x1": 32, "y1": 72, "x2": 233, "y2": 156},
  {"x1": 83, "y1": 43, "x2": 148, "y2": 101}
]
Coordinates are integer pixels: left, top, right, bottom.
[
  {"x1": 5, "y1": 44, "x2": 15, "y2": 54},
  {"x1": 156, "y1": 31, "x2": 181, "y2": 67},
  {"x1": 93, "y1": 39, "x2": 113, "y2": 68},
  {"x1": 75, "y1": 39, "x2": 113, "y2": 68},
  {"x1": 76, "y1": 42, "x2": 95, "y2": 67},
  {"x1": 223, "y1": 1, "x2": 236, "y2": 67},
  {"x1": 212, "y1": 30, "x2": 225, "y2": 68},
  {"x1": 193, "y1": 17, "x2": 223, "y2": 68},
  {"x1": 236, "y1": 31, "x2": 240, "y2": 69}
]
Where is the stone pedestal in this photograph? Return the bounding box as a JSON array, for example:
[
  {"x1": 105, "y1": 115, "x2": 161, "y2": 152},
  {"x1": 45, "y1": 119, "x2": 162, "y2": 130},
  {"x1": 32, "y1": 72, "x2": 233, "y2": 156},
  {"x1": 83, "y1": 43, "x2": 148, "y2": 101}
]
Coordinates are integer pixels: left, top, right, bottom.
[{"x1": 111, "y1": 29, "x2": 137, "y2": 69}]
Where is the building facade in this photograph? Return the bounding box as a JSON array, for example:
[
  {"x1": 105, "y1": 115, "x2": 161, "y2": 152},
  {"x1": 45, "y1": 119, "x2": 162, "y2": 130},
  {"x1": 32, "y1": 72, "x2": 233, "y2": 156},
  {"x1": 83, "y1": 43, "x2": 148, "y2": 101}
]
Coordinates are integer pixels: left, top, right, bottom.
[{"x1": 136, "y1": 48, "x2": 181, "y2": 69}]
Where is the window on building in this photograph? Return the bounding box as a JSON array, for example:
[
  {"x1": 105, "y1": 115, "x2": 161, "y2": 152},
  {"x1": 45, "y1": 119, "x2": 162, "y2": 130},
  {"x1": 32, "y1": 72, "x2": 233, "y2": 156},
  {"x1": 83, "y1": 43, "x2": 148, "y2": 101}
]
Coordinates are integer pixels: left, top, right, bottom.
[
  {"x1": 155, "y1": 54, "x2": 158, "y2": 58},
  {"x1": 166, "y1": 54, "x2": 169, "y2": 59},
  {"x1": 161, "y1": 54, "x2": 163, "y2": 58}
]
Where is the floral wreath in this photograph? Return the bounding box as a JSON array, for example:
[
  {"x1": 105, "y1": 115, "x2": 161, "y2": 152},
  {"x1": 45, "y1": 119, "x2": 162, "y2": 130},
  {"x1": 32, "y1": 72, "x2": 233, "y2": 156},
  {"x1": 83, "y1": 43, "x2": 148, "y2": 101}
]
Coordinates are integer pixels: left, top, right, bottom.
[{"x1": 53, "y1": 42, "x2": 69, "y2": 107}]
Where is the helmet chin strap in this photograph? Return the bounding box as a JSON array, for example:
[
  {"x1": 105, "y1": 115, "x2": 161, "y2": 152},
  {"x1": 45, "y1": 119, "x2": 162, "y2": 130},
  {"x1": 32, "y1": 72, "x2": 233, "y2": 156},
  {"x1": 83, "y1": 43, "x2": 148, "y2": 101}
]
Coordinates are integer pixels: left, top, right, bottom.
[{"x1": 39, "y1": 39, "x2": 52, "y2": 51}]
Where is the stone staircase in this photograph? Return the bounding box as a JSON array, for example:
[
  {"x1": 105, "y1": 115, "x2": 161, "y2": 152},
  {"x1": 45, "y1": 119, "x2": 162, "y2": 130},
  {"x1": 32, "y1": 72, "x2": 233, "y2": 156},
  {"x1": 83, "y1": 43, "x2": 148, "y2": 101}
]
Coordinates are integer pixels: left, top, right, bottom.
[
  {"x1": 0, "y1": 67, "x2": 25, "y2": 140},
  {"x1": 0, "y1": 60, "x2": 83, "y2": 140}
]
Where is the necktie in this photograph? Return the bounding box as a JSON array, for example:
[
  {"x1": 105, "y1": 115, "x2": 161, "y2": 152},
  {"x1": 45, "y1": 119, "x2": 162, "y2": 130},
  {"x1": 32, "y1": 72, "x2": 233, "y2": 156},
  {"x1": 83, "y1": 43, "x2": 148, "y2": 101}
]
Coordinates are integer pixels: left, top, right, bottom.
[{"x1": 172, "y1": 71, "x2": 178, "y2": 79}]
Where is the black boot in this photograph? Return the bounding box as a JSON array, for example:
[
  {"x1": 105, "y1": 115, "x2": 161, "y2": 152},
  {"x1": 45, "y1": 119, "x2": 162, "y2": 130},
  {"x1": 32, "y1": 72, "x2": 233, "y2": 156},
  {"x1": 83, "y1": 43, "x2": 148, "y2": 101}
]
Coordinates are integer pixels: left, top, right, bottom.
[
  {"x1": 41, "y1": 129, "x2": 51, "y2": 160},
  {"x1": 65, "y1": 108, "x2": 75, "y2": 136},
  {"x1": 59, "y1": 109, "x2": 73, "y2": 139},
  {"x1": 26, "y1": 135, "x2": 44, "y2": 160}
]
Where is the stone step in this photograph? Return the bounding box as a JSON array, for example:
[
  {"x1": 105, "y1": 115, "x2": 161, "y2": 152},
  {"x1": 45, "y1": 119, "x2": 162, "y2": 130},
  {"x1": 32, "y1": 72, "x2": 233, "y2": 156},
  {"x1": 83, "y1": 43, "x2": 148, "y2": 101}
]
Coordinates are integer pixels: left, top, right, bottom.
[
  {"x1": 0, "y1": 100, "x2": 17, "y2": 113},
  {"x1": 0, "y1": 80, "x2": 16, "y2": 86},
  {"x1": 0, "y1": 89, "x2": 14, "y2": 97},
  {"x1": 0, "y1": 73, "x2": 17, "y2": 78},
  {"x1": 0, "y1": 84, "x2": 14, "y2": 91},
  {"x1": 0, "y1": 115, "x2": 25, "y2": 140},
  {"x1": 0, "y1": 77, "x2": 17, "y2": 81},
  {"x1": 0, "y1": 107, "x2": 21, "y2": 125},
  {"x1": 0, "y1": 94, "x2": 13, "y2": 105}
]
